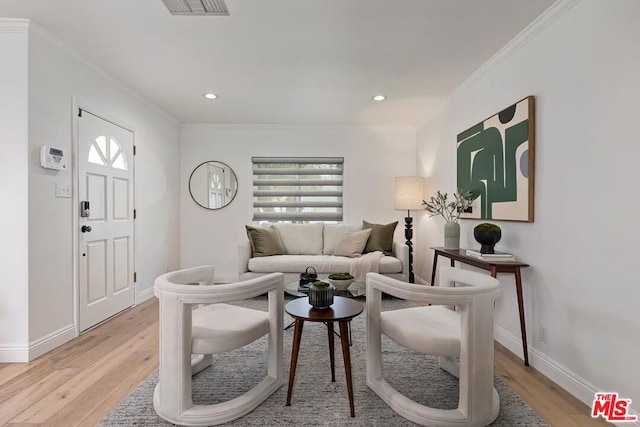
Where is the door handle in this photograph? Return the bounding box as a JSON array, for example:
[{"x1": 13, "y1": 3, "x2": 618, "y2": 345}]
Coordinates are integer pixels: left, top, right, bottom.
[{"x1": 81, "y1": 225, "x2": 92, "y2": 233}]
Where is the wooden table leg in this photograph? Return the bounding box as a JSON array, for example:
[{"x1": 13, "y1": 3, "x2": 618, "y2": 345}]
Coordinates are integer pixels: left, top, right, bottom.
[
  {"x1": 491, "y1": 267, "x2": 529, "y2": 366},
  {"x1": 286, "y1": 319, "x2": 304, "y2": 406},
  {"x1": 515, "y1": 268, "x2": 530, "y2": 366},
  {"x1": 430, "y1": 252, "x2": 439, "y2": 286},
  {"x1": 339, "y1": 321, "x2": 355, "y2": 417},
  {"x1": 327, "y1": 322, "x2": 335, "y2": 382}
]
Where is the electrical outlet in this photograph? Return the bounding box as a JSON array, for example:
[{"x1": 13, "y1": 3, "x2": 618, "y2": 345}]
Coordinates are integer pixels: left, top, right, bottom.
[{"x1": 540, "y1": 326, "x2": 548, "y2": 344}]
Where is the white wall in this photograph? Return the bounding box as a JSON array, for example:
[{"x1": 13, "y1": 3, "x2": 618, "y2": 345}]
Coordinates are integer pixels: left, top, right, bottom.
[
  {"x1": 180, "y1": 125, "x2": 416, "y2": 280},
  {"x1": 8, "y1": 23, "x2": 181, "y2": 360},
  {"x1": 416, "y1": 0, "x2": 640, "y2": 412},
  {"x1": 0, "y1": 20, "x2": 29, "y2": 361}
]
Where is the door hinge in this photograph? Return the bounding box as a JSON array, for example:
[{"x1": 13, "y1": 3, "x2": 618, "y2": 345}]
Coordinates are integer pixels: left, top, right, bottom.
[
  {"x1": 78, "y1": 109, "x2": 82, "y2": 117},
  {"x1": 133, "y1": 145, "x2": 137, "y2": 156},
  {"x1": 134, "y1": 272, "x2": 137, "y2": 283},
  {"x1": 134, "y1": 209, "x2": 137, "y2": 219}
]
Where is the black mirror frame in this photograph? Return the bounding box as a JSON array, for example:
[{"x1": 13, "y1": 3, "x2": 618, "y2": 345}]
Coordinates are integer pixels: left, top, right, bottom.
[{"x1": 188, "y1": 160, "x2": 238, "y2": 210}]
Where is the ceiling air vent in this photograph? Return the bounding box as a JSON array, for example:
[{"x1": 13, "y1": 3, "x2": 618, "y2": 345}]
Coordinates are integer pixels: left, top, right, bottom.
[{"x1": 161, "y1": 0, "x2": 229, "y2": 16}]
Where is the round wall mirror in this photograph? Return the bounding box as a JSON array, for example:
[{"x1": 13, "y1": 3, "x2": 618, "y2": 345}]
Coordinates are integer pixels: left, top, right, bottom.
[{"x1": 189, "y1": 161, "x2": 238, "y2": 210}]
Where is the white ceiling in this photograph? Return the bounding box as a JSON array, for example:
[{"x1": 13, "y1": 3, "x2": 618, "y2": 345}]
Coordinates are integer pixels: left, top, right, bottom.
[{"x1": 0, "y1": 0, "x2": 555, "y2": 126}]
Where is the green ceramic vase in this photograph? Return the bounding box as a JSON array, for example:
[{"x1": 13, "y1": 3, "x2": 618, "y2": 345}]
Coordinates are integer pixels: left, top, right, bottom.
[{"x1": 444, "y1": 222, "x2": 460, "y2": 250}]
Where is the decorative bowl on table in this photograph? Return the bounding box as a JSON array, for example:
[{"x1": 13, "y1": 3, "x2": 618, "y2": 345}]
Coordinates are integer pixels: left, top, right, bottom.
[{"x1": 327, "y1": 273, "x2": 355, "y2": 291}]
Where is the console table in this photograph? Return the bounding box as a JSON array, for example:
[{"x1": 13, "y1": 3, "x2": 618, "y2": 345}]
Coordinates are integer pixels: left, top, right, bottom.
[{"x1": 430, "y1": 247, "x2": 531, "y2": 366}]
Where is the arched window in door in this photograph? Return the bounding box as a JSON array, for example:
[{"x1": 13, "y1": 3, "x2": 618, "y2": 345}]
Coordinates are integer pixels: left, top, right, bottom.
[{"x1": 88, "y1": 135, "x2": 128, "y2": 170}]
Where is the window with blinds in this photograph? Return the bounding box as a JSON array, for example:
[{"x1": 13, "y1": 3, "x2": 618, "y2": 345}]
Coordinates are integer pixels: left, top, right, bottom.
[{"x1": 252, "y1": 157, "x2": 344, "y2": 223}]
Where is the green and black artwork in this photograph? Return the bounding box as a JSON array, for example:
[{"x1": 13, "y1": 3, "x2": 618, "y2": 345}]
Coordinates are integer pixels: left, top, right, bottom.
[{"x1": 457, "y1": 96, "x2": 534, "y2": 222}]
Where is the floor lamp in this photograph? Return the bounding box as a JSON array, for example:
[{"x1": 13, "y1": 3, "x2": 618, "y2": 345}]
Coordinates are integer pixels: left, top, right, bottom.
[{"x1": 394, "y1": 176, "x2": 425, "y2": 283}]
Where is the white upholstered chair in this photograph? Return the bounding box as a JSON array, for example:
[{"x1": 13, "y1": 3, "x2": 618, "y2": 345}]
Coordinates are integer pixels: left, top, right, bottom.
[
  {"x1": 366, "y1": 266, "x2": 501, "y2": 427},
  {"x1": 153, "y1": 266, "x2": 284, "y2": 426}
]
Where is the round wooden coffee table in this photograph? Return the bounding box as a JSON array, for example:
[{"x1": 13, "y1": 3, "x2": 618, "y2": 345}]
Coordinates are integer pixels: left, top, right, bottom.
[{"x1": 285, "y1": 296, "x2": 364, "y2": 417}]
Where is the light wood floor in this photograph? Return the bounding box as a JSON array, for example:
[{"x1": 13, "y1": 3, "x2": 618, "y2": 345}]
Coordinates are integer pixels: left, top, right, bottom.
[{"x1": 0, "y1": 298, "x2": 605, "y2": 427}]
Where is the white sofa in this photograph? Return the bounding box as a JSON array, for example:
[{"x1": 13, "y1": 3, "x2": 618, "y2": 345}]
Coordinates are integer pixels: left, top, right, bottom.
[{"x1": 238, "y1": 223, "x2": 409, "y2": 284}]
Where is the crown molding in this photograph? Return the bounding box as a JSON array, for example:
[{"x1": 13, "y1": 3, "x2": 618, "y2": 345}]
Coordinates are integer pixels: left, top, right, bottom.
[
  {"x1": 28, "y1": 21, "x2": 180, "y2": 126},
  {"x1": 181, "y1": 123, "x2": 416, "y2": 132},
  {"x1": 452, "y1": 0, "x2": 582, "y2": 98},
  {"x1": 0, "y1": 18, "x2": 29, "y2": 34},
  {"x1": 414, "y1": 0, "x2": 582, "y2": 129}
]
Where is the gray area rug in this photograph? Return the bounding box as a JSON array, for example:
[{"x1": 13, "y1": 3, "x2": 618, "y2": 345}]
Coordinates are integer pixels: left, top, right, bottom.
[{"x1": 100, "y1": 297, "x2": 548, "y2": 426}]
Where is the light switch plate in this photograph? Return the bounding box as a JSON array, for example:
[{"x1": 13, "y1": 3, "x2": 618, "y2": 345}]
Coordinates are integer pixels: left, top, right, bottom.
[{"x1": 55, "y1": 182, "x2": 71, "y2": 198}]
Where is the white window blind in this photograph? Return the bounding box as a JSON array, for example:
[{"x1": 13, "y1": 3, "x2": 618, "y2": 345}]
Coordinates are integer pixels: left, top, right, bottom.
[{"x1": 252, "y1": 157, "x2": 344, "y2": 222}]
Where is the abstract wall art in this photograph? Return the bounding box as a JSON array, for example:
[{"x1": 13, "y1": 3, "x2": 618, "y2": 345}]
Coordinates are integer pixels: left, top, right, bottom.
[{"x1": 457, "y1": 96, "x2": 535, "y2": 222}]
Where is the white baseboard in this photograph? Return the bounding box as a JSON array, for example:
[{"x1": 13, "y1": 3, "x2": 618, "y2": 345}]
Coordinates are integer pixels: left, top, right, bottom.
[
  {"x1": 2, "y1": 324, "x2": 77, "y2": 362},
  {"x1": 494, "y1": 325, "x2": 630, "y2": 419},
  {"x1": 137, "y1": 286, "x2": 155, "y2": 304},
  {"x1": 0, "y1": 344, "x2": 29, "y2": 362},
  {"x1": 0, "y1": 324, "x2": 76, "y2": 362},
  {"x1": 29, "y1": 324, "x2": 76, "y2": 361}
]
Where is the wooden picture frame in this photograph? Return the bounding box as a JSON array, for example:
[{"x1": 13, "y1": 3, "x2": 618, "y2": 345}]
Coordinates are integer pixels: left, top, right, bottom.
[{"x1": 457, "y1": 96, "x2": 535, "y2": 222}]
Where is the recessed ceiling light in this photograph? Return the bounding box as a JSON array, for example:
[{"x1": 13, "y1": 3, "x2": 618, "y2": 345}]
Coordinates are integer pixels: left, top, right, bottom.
[
  {"x1": 372, "y1": 95, "x2": 386, "y2": 101},
  {"x1": 203, "y1": 93, "x2": 218, "y2": 100}
]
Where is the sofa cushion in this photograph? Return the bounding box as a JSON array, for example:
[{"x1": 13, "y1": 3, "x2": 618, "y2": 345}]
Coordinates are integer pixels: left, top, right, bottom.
[
  {"x1": 363, "y1": 220, "x2": 398, "y2": 256},
  {"x1": 271, "y1": 223, "x2": 324, "y2": 255},
  {"x1": 247, "y1": 254, "x2": 402, "y2": 274},
  {"x1": 333, "y1": 229, "x2": 372, "y2": 257},
  {"x1": 245, "y1": 225, "x2": 285, "y2": 257},
  {"x1": 323, "y1": 224, "x2": 362, "y2": 254}
]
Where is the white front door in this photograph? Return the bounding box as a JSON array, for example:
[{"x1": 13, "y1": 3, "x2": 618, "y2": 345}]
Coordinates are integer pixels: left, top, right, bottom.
[
  {"x1": 78, "y1": 110, "x2": 135, "y2": 332},
  {"x1": 208, "y1": 163, "x2": 226, "y2": 208}
]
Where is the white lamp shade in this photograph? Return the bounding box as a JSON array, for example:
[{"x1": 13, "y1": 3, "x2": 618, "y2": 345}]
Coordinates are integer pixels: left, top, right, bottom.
[{"x1": 395, "y1": 176, "x2": 425, "y2": 211}]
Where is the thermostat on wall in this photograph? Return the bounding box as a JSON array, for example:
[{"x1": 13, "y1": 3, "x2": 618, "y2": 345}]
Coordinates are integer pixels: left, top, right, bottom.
[{"x1": 40, "y1": 146, "x2": 67, "y2": 170}]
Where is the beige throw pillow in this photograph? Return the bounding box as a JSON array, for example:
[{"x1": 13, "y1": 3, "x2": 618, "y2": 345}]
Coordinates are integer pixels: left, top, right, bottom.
[
  {"x1": 271, "y1": 223, "x2": 324, "y2": 254},
  {"x1": 323, "y1": 224, "x2": 362, "y2": 254},
  {"x1": 333, "y1": 229, "x2": 372, "y2": 258},
  {"x1": 363, "y1": 220, "x2": 398, "y2": 255},
  {"x1": 245, "y1": 225, "x2": 286, "y2": 257}
]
